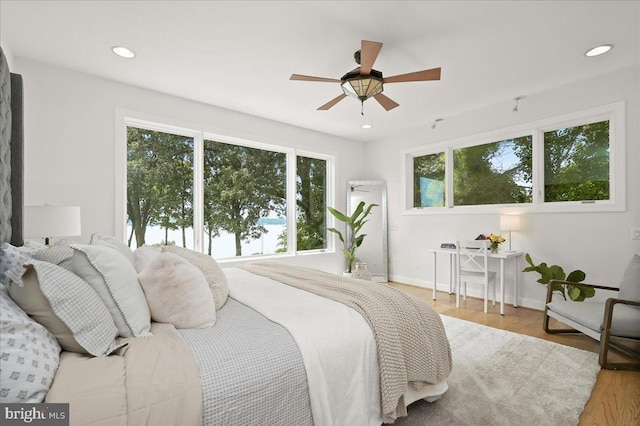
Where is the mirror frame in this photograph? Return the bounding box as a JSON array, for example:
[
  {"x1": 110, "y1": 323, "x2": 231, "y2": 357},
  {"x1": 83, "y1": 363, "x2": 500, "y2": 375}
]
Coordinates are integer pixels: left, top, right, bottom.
[{"x1": 347, "y1": 180, "x2": 388, "y2": 282}]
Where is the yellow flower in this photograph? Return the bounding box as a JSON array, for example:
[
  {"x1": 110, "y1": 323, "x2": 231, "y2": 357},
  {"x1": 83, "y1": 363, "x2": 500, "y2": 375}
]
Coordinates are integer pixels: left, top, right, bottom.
[{"x1": 488, "y1": 233, "x2": 505, "y2": 244}]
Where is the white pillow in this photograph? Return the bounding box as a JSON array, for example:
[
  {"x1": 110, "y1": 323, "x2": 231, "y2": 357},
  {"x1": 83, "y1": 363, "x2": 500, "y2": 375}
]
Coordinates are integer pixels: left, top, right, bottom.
[
  {"x1": 71, "y1": 244, "x2": 151, "y2": 338},
  {"x1": 90, "y1": 233, "x2": 135, "y2": 266},
  {"x1": 138, "y1": 252, "x2": 216, "y2": 329},
  {"x1": 0, "y1": 285, "x2": 60, "y2": 403},
  {"x1": 161, "y1": 245, "x2": 229, "y2": 310},
  {"x1": 133, "y1": 244, "x2": 161, "y2": 274}
]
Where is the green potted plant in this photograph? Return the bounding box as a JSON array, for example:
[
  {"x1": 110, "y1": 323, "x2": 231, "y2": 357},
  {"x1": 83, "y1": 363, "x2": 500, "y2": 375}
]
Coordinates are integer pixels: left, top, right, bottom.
[
  {"x1": 523, "y1": 254, "x2": 594, "y2": 301},
  {"x1": 327, "y1": 201, "x2": 378, "y2": 274}
]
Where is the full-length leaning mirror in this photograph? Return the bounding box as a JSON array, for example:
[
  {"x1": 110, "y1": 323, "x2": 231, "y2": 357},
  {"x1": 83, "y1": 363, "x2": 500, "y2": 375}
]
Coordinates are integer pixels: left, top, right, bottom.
[{"x1": 347, "y1": 180, "x2": 388, "y2": 282}]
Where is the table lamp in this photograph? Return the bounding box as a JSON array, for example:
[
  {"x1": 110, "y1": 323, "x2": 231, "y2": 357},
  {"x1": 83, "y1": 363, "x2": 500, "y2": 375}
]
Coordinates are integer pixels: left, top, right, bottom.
[
  {"x1": 500, "y1": 214, "x2": 521, "y2": 251},
  {"x1": 25, "y1": 205, "x2": 82, "y2": 246}
]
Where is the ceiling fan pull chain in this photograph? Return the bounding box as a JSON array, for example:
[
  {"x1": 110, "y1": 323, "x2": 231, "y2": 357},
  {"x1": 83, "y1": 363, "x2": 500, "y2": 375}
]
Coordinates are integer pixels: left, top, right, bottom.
[{"x1": 361, "y1": 100, "x2": 364, "y2": 116}]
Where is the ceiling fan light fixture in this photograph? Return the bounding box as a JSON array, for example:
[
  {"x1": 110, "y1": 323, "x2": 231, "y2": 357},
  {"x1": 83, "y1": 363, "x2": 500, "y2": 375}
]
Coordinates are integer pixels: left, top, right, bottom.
[
  {"x1": 585, "y1": 44, "x2": 613, "y2": 57},
  {"x1": 341, "y1": 76, "x2": 383, "y2": 101},
  {"x1": 361, "y1": 124, "x2": 373, "y2": 129}
]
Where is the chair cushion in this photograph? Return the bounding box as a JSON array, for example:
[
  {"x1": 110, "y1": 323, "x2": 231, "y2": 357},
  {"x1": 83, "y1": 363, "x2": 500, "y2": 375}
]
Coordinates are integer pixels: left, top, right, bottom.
[
  {"x1": 547, "y1": 300, "x2": 640, "y2": 338},
  {"x1": 618, "y1": 254, "x2": 640, "y2": 303}
]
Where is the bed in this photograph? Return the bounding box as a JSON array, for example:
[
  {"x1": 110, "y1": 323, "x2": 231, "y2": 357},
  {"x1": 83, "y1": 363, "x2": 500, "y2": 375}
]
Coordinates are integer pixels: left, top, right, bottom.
[{"x1": 0, "y1": 46, "x2": 452, "y2": 425}]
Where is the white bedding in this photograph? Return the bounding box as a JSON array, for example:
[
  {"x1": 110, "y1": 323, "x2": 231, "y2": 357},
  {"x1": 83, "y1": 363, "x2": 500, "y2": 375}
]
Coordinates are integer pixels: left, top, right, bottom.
[{"x1": 224, "y1": 267, "x2": 448, "y2": 426}]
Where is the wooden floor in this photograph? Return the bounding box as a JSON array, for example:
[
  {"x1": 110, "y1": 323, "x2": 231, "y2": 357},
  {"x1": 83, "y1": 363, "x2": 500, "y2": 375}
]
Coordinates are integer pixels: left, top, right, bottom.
[{"x1": 390, "y1": 282, "x2": 640, "y2": 426}]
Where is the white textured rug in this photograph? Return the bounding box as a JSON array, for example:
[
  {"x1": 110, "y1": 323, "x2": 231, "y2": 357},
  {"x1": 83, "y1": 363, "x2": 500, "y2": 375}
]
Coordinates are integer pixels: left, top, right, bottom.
[{"x1": 394, "y1": 315, "x2": 600, "y2": 426}]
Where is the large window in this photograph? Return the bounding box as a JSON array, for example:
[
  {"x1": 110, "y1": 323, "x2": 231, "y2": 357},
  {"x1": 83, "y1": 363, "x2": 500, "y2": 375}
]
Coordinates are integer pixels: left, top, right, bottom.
[
  {"x1": 124, "y1": 120, "x2": 331, "y2": 259},
  {"x1": 295, "y1": 156, "x2": 327, "y2": 251},
  {"x1": 203, "y1": 139, "x2": 287, "y2": 257},
  {"x1": 126, "y1": 127, "x2": 195, "y2": 249},
  {"x1": 404, "y1": 103, "x2": 624, "y2": 213}
]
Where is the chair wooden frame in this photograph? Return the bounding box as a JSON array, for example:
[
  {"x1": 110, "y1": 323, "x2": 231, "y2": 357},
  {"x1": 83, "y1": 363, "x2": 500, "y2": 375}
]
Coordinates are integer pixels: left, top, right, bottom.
[{"x1": 543, "y1": 280, "x2": 640, "y2": 370}]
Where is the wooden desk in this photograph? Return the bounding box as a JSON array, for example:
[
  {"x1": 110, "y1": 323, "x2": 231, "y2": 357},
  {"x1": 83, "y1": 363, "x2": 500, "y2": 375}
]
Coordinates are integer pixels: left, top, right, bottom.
[{"x1": 428, "y1": 248, "x2": 523, "y2": 315}]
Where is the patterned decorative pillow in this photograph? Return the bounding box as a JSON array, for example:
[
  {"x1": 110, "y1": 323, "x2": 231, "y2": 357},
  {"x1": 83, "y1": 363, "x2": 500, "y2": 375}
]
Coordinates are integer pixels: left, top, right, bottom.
[
  {"x1": 0, "y1": 243, "x2": 30, "y2": 285},
  {"x1": 33, "y1": 246, "x2": 74, "y2": 271},
  {"x1": 71, "y1": 244, "x2": 152, "y2": 338},
  {"x1": 90, "y1": 233, "x2": 135, "y2": 266},
  {"x1": 8, "y1": 261, "x2": 124, "y2": 356},
  {"x1": 0, "y1": 285, "x2": 60, "y2": 403},
  {"x1": 161, "y1": 245, "x2": 229, "y2": 310}
]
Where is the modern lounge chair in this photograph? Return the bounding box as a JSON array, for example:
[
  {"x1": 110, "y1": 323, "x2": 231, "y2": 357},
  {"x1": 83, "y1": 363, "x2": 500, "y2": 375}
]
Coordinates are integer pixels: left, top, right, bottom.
[{"x1": 543, "y1": 254, "x2": 640, "y2": 370}]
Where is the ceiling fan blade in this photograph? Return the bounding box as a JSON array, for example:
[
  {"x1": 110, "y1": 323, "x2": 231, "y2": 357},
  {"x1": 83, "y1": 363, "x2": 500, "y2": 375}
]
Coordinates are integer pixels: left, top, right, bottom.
[
  {"x1": 290, "y1": 74, "x2": 342, "y2": 83},
  {"x1": 374, "y1": 93, "x2": 400, "y2": 111},
  {"x1": 359, "y1": 40, "x2": 383, "y2": 75},
  {"x1": 318, "y1": 93, "x2": 347, "y2": 110},
  {"x1": 383, "y1": 67, "x2": 441, "y2": 83}
]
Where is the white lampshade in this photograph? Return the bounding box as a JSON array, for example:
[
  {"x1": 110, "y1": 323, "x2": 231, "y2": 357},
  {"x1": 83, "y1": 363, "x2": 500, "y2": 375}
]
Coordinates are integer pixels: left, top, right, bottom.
[
  {"x1": 500, "y1": 214, "x2": 521, "y2": 231},
  {"x1": 25, "y1": 205, "x2": 82, "y2": 242}
]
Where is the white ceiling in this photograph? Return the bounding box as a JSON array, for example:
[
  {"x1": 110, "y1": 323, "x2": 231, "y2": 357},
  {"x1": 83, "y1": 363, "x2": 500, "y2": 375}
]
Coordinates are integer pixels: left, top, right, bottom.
[{"x1": 1, "y1": 1, "x2": 638, "y2": 142}]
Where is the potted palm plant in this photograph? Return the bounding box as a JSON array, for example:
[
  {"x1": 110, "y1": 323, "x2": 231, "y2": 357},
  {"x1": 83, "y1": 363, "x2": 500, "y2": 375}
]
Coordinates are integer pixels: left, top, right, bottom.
[{"x1": 327, "y1": 201, "x2": 378, "y2": 274}]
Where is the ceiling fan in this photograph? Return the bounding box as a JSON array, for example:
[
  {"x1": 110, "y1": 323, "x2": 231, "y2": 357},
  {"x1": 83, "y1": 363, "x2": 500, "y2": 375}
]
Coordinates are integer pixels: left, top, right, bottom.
[{"x1": 290, "y1": 40, "x2": 441, "y2": 113}]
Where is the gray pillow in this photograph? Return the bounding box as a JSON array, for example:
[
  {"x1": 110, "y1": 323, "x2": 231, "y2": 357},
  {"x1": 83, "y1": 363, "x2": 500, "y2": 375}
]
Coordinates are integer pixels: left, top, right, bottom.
[
  {"x1": 72, "y1": 244, "x2": 151, "y2": 338},
  {"x1": 33, "y1": 246, "x2": 74, "y2": 271},
  {"x1": 618, "y1": 254, "x2": 640, "y2": 303},
  {"x1": 161, "y1": 245, "x2": 229, "y2": 310},
  {"x1": 8, "y1": 261, "x2": 124, "y2": 357}
]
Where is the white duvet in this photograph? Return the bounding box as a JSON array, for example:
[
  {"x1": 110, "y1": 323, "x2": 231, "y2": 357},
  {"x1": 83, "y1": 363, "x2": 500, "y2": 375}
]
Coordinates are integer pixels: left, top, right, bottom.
[{"x1": 225, "y1": 267, "x2": 382, "y2": 426}]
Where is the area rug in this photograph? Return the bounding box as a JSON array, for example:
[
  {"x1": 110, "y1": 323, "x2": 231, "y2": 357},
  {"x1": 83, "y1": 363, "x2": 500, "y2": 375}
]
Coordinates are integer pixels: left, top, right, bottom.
[{"x1": 394, "y1": 315, "x2": 600, "y2": 426}]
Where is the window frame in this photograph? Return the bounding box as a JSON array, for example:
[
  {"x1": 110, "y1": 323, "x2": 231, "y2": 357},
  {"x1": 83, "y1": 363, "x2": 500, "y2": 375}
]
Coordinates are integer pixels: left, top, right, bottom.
[
  {"x1": 115, "y1": 109, "x2": 335, "y2": 260},
  {"x1": 402, "y1": 102, "x2": 625, "y2": 214}
]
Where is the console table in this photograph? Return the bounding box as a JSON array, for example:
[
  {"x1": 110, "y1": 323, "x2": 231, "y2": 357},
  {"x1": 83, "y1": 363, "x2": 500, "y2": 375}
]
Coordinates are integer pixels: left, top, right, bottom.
[{"x1": 428, "y1": 248, "x2": 523, "y2": 315}]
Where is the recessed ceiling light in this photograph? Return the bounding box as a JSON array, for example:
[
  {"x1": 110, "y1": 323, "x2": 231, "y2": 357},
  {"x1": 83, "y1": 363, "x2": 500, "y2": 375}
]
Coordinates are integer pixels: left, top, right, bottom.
[
  {"x1": 585, "y1": 44, "x2": 613, "y2": 57},
  {"x1": 111, "y1": 46, "x2": 136, "y2": 59},
  {"x1": 361, "y1": 124, "x2": 373, "y2": 129}
]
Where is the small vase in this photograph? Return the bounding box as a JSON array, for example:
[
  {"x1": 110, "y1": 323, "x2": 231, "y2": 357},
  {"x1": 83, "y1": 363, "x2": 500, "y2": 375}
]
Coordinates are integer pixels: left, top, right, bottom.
[
  {"x1": 490, "y1": 243, "x2": 499, "y2": 254},
  {"x1": 352, "y1": 262, "x2": 372, "y2": 280}
]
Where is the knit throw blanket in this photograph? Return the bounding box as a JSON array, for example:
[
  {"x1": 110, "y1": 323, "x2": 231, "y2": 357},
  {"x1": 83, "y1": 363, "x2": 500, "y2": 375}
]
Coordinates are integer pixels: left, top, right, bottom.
[{"x1": 240, "y1": 261, "x2": 452, "y2": 423}]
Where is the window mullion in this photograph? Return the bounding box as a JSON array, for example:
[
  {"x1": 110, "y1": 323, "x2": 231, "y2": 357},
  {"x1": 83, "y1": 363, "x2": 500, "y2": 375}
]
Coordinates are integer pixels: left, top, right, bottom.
[
  {"x1": 445, "y1": 146, "x2": 454, "y2": 208},
  {"x1": 532, "y1": 129, "x2": 543, "y2": 205},
  {"x1": 193, "y1": 132, "x2": 204, "y2": 253},
  {"x1": 287, "y1": 151, "x2": 297, "y2": 254}
]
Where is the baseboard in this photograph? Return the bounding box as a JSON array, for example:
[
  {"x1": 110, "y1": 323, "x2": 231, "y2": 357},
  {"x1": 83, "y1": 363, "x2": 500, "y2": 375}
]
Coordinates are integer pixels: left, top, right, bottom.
[{"x1": 389, "y1": 274, "x2": 545, "y2": 311}]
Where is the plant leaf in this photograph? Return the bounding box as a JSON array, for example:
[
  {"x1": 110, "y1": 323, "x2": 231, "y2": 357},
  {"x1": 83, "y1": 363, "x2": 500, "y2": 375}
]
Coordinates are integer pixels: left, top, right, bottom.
[
  {"x1": 327, "y1": 227, "x2": 344, "y2": 243},
  {"x1": 327, "y1": 206, "x2": 350, "y2": 222},
  {"x1": 566, "y1": 270, "x2": 586, "y2": 283},
  {"x1": 568, "y1": 286, "x2": 582, "y2": 301},
  {"x1": 349, "y1": 201, "x2": 365, "y2": 222},
  {"x1": 549, "y1": 265, "x2": 566, "y2": 281},
  {"x1": 525, "y1": 253, "x2": 534, "y2": 267}
]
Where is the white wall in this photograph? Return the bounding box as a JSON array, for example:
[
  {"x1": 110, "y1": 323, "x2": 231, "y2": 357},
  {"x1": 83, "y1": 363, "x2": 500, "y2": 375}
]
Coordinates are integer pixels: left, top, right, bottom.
[
  {"x1": 13, "y1": 58, "x2": 368, "y2": 273},
  {"x1": 365, "y1": 66, "x2": 640, "y2": 310}
]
